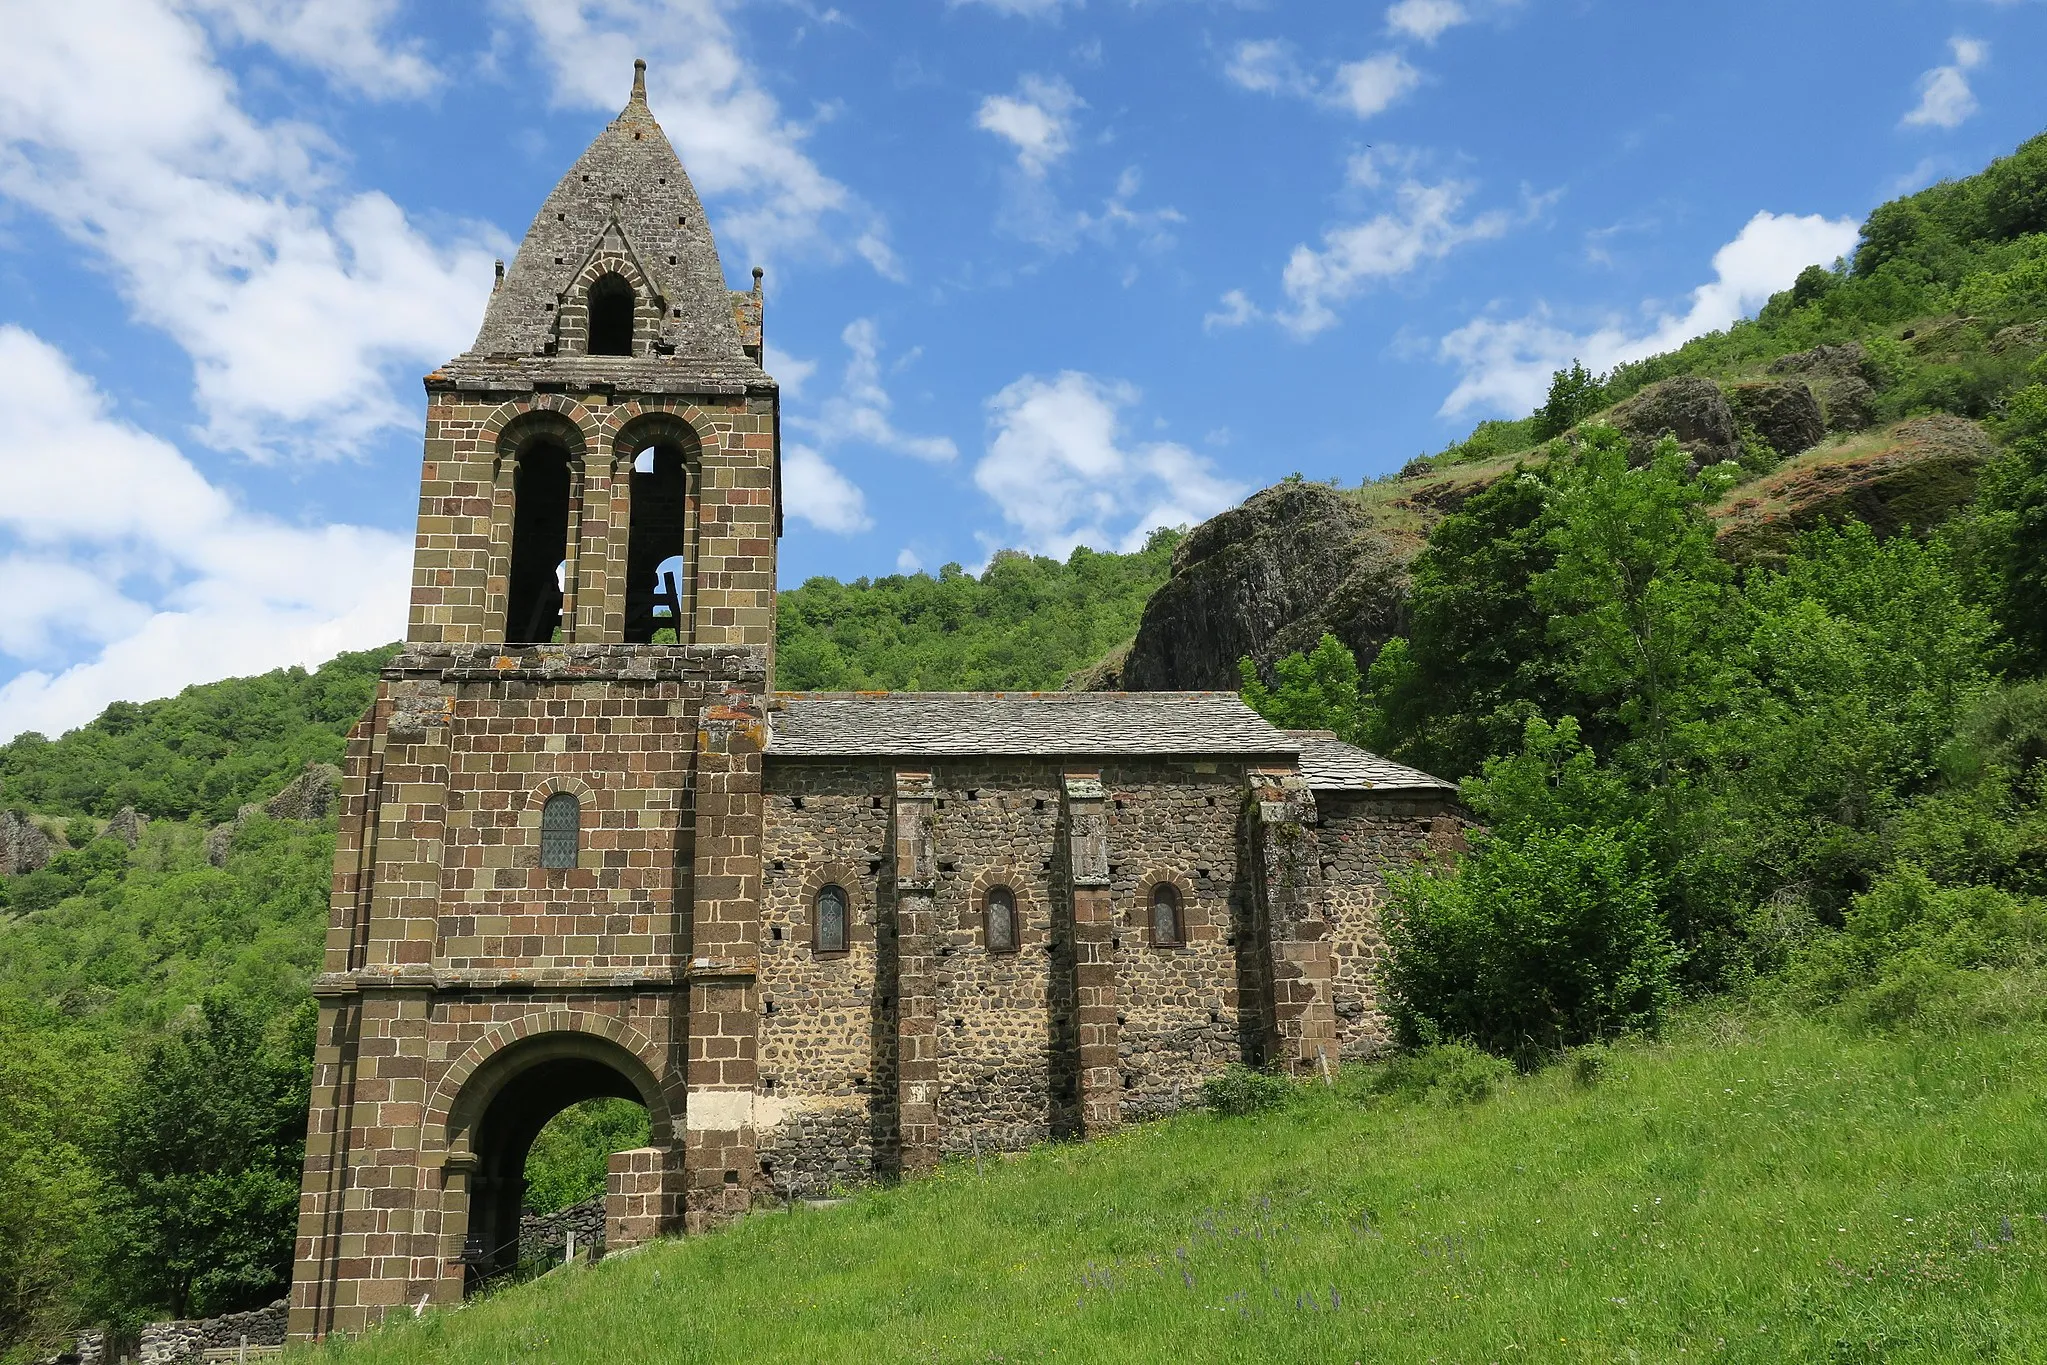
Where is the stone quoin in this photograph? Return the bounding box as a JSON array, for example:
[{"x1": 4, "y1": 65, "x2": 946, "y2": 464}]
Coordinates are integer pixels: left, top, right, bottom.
[{"x1": 286, "y1": 61, "x2": 1461, "y2": 1342}]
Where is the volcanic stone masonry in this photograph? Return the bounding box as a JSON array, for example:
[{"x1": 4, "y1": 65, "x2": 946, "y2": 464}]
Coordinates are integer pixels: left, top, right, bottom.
[{"x1": 286, "y1": 60, "x2": 1462, "y2": 1342}]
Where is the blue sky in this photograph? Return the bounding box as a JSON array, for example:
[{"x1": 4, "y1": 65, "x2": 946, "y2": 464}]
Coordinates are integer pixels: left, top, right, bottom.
[{"x1": 0, "y1": 0, "x2": 2043, "y2": 739}]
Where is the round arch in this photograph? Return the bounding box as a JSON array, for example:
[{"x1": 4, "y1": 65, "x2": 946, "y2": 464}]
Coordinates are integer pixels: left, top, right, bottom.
[{"x1": 426, "y1": 1016, "x2": 676, "y2": 1287}]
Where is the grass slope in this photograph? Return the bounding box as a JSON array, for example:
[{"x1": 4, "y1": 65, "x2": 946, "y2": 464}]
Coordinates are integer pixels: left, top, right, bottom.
[{"x1": 320, "y1": 1003, "x2": 2047, "y2": 1364}]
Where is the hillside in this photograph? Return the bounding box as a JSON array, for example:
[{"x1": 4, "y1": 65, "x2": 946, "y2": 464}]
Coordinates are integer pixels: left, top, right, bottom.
[
  {"x1": 315, "y1": 996, "x2": 2047, "y2": 1364},
  {"x1": 1117, "y1": 132, "x2": 2047, "y2": 694}
]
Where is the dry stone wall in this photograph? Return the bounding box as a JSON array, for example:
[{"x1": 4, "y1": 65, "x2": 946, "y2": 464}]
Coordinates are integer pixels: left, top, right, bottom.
[{"x1": 137, "y1": 1300, "x2": 287, "y2": 1365}]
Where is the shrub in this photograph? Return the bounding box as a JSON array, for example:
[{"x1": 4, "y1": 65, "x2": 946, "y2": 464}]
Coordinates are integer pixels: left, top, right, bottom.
[
  {"x1": 1201, "y1": 1065, "x2": 1293, "y2": 1116},
  {"x1": 1367, "y1": 1043, "x2": 1514, "y2": 1104}
]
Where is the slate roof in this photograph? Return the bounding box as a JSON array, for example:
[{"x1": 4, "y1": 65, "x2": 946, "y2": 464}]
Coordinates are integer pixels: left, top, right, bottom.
[
  {"x1": 433, "y1": 61, "x2": 769, "y2": 392},
  {"x1": 766, "y1": 692, "x2": 1301, "y2": 759},
  {"x1": 1287, "y1": 731, "x2": 1457, "y2": 793}
]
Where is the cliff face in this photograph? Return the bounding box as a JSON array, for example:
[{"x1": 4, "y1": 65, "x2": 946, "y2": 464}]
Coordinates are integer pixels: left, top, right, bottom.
[{"x1": 1113, "y1": 406, "x2": 1996, "y2": 693}]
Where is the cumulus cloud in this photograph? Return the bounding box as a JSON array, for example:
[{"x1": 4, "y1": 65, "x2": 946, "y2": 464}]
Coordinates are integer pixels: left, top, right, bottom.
[
  {"x1": 1902, "y1": 36, "x2": 1989, "y2": 130},
  {"x1": 1385, "y1": 0, "x2": 1468, "y2": 43},
  {"x1": 506, "y1": 0, "x2": 900, "y2": 278},
  {"x1": 0, "y1": 0, "x2": 502, "y2": 460},
  {"x1": 189, "y1": 0, "x2": 440, "y2": 98},
  {"x1": 974, "y1": 372, "x2": 1243, "y2": 557},
  {"x1": 0, "y1": 327, "x2": 410, "y2": 742},
  {"x1": 1204, "y1": 288, "x2": 1261, "y2": 331},
  {"x1": 976, "y1": 74, "x2": 1084, "y2": 178},
  {"x1": 1436, "y1": 210, "x2": 1862, "y2": 418},
  {"x1": 1278, "y1": 179, "x2": 1516, "y2": 336},
  {"x1": 1223, "y1": 39, "x2": 1421, "y2": 120},
  {"x1": 778, "y1": 320, "x2": 959, "y2": 535}
]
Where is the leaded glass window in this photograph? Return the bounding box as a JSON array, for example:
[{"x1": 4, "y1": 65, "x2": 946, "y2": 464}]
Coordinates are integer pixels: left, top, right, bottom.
[
  {"x1": 540, "y1": 792, "x2": 581, "y2": 869},
  {"x1": 1150, "y1": 883, "x2": 1183, "y2": 947},
  {"x1": 815, "y1": 884, "x2": 849, "y2": 953},
  {"x1": 986, "y1": 886, "x2": 1018, "y2": 954}
]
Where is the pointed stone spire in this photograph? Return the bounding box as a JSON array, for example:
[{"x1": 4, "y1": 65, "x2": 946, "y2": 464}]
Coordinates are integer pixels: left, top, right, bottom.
[{"x1": 450, "y1": 53, "x2": 753, "y2": 376}]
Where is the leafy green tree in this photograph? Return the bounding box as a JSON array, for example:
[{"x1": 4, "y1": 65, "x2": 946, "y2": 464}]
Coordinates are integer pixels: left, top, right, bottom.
[
  {"x1": 1237, "y1": 634, "x2": 1367, "y2": 744},
  {"x1": 1363, "y1": 465, "x2": 1574, "y2": 779},
  {"x1": 523, "y1": 1098, "x2": 651, "y2": 1214},
  {"x1": 0, "y1": 1008, "x2": 102, "y2": 1358},
  {"x1": 1532, "y1": 361, "x2": 1607, "y2": 440},
  {"x1": 1533, "y1": 428, "x2": 1737, "y2": 793},
  {"x1": 1983, "y1": 384, "x2": 2047, "y2": 668},
  {"x1": 1386, "y1": 717, "x2": 1678, "y2": 1061},
  {"x1": 85, "y1": 995, "x2": 313, "y2": 1323}
]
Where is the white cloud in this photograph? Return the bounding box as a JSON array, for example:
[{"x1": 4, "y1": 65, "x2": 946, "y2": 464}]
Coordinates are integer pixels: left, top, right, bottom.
[
  {"x1": 974, "y1": 372, "x2": 1244, "y2": 558},
  {"x1": 1385, "y1": 0, "x2": 1468, "y2": 43},
  {"x1": 188, "y1": 0, "x2": 440, "y2": 98},
  {"x1": 976, "y1": 75, "x2": 1084, "y2": 178},
  {"x1": 1279, "y1": 179, "x2": 1515, "y2": 336},
  {"x1": 1224, "y1": 39, "x2": 1421, "y2": 120},
  {"x1": 1204, "y1": 288, "x2": 1260, "y2": 331},
  {"x1": 895, "y1": 547, "x2": 924, "y2": 574},
  {"x1": 0, "y1": 0, "x2": 502, "y2": 461},
  {"x1": 1223, "y1": 39, "x2": 1312, "y2": 96},
  {"x1": 949, "y1": 0, "x2": 1075, "y2": 14},
  {"x1": 815, "y1": 320, "x2": 958, "y2": 463},
  {"x1": 0, "y1": 327, "x2": 410, "y2": 742},
  {"x1": 782, "y1": 444, "x2": 871, "y2": 535},
  {"x1": 506, "y1": 0, "x2": 899, "y2": 278},
  {"x1": 1436, "y1": 210, "x2": 1862, "y2": 418},
  {"x1": 1328, "y1": 53, "x2": 1423, "y2": 118},
  {"x1": 764, "y1": 344, "x2": 818, "y2": 401},
  {"x1": 1902, "y1": 36, "x2": 1989, "y2": 130}
]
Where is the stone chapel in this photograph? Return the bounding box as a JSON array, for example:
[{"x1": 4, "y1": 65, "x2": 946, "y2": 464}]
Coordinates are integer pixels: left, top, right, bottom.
[{"x1": 287, "y1": 62, "x2": 1460, "y2": 1341}]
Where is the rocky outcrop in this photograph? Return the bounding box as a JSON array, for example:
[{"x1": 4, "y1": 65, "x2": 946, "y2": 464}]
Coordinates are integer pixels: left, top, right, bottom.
[
  {"x1": 264, "y1": 763, "x2": 341, "y2": 821},
  {"x1": 1727, "y1": 379, "x2": 1826, "y2": 459},
  {"x1": 1121, "y1": 481, "x2": 1418, "y2": 691},
  {"x1": 1712, "y1": 415, "x2": 1996, "y2": 563},
  {"x1": 1604, "y1": 376, "x2": 1739, "y2": 467},
  {"x1": 0, "y1": 809, "x2": 53, "y2": 876},
  {"x1": 105, "y1": 806, "x2": 147, "y2": 849},
  {"x1": 205, "y1": 803, "x2": 262, "y2": 869},
  {"x1": 1768, "y1": 343, "x2": 1879, "y2": 431},
  {"x1": 1063, "y1": 639, "x2": 1130, "y2": 692}
]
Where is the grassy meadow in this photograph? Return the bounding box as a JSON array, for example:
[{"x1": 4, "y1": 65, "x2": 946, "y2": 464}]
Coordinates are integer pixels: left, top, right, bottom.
[{"x1": 314, "y1": 994, "x2": 2047, "y2": 1364}]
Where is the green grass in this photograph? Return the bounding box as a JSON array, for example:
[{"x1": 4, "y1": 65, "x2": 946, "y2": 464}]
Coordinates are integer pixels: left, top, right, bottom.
[{"x1": 315, "y1": 998, "x2": 2047, "y2": 1364}]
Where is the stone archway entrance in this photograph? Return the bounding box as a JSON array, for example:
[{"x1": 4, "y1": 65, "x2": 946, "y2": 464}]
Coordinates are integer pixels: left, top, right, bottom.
[{"x1": 439, "y1": 1030, "x2": 674, "y2": 1289}]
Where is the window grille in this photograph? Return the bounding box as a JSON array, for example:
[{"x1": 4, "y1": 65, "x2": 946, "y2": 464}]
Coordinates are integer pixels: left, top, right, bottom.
[
  {"x1": 986, "y1": 886, "x2": 1018, "y2": 953},
  {"x1": 816, "y1": 884, "x2": 849, "y2": 953},
  {"x1": 540, "y1": 792, "x2": 581, "y2": 869}
]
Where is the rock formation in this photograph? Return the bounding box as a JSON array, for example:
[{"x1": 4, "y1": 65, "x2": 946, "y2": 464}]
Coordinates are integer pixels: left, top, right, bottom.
[
  {"x1": 265, "y1": 763, "x2": 342, "y2": 821},
  {"x1": 1768, "y1": 343, "x2": 1878, "y2": 432},
  {"x1": 0, "y1": 810, "x2": 54, "y2": 876},
  {"x1": 1605, "y1": 375, "x2": 1740, "y2": 467},
  {"x1": 1727, "y1": 379, "x2": 1826, "y2": 460}
]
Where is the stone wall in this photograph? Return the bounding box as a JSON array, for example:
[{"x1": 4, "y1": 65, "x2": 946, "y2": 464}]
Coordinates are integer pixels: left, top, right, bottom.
[
  {"x1": 756, "y1": 756, "x2": 1258, "y2": 1188},
  {"x1": 519, "y1": 1197, "x2": 605, "y2": 1261},
  {"x1": 1312, "y1": 791, "x2": 1467, "y2": 1060},
  {"x1": 137, "y1": 1300, "x2": 286, "y2": 1365}
]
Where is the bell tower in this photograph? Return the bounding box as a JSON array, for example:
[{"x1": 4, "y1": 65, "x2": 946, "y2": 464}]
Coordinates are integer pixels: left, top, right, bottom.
[{"x1": 289, "y1": 61, "x2": 778, "y2": 1340}]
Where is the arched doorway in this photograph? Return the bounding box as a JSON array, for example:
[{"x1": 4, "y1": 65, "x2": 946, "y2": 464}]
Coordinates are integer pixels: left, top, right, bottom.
[{"x1": 440, "y1": 1032, "x2": 670, "y2": 1289}]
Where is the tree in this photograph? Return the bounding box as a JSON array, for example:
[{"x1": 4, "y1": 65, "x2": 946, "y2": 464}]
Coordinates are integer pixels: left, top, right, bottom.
[
  {"x1": 86, "y1": 995, "x2": 313, "y2": 1323},
  {"x1": 1532, "y1": 361, "x2": 1607, "y2": 440},
  {"x1": 1386, "y1": 718, "x2": 1678, "y2": 1061},
  {"x1": 1986, "y1": 384, "x2": 2047, "y2": 668},
  {"x1": 1363, "y1": 464, "x2": 1574, "y2": 779},
  {"x1": 1237, "y1": 634, "x2": 1367, "y2": 744}
]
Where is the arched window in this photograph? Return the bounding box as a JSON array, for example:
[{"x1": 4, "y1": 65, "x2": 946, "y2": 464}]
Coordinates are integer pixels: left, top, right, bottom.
[
  {"x1": 624, "y1": 442, "x2": 689, "y2": 643},
  {"x1": 587, "y1": 272, "x2": 636, "y2": 356},
  {"x1": 985, "y1": 886, "x2": 1019, "y2": 954},
  {"x1": 506, "y1": 438, "x2": 572, "y2": 644},
  {"x1": 1149, "y1": 882, "x2": 1183, "y2": 948},
  {"x1": 540, "y1": 792, "x2": 581, "y2": 869},
  {"x1": 815, "y1": 884, "x2": 848, "y2": 954}
]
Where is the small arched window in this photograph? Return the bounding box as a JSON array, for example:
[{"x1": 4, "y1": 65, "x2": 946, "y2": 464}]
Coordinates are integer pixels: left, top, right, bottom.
[
  {"x1": 1149, "y1": 882, "x2": 1183, "y2": 948},
  {"x1": 540, "y1": 792, "x2": 581, "y2": 869},
  {"x1": 815, "y1": 884, "x2": 849, "y2": 954},
  {"x1": 985, "y1": 886, "x2": 1019, "y2": 954},
  {"x1": 587, "y1": 272, "x2": 636, "y2": 356}
]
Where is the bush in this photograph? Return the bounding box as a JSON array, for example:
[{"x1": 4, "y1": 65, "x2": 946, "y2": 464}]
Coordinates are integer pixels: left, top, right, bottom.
[
  {"x1": 1366, "y1": 1043, "x2": 1514, "y2": 1104},
  {"x1": 1201, "y1": 1065, "x2": 1293, "y2": 1116}
]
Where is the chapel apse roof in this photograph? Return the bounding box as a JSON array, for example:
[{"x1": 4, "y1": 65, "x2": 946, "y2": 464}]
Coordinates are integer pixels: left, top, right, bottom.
[
  {"x1": 435, "y1": 60, "x2": 768, "y2": 392},
  {"x1": 1286, "y1": 730, "x2": 1456, "y2": 794},
  {"x1": 765, "y1": 692, "x2": 1303, "y2": 759}
]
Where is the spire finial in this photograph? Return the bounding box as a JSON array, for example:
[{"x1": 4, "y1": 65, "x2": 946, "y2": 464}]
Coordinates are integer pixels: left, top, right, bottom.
[{"x1": 631, "y1": 58, "x2": 647, "y2": 103}]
